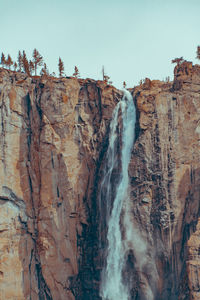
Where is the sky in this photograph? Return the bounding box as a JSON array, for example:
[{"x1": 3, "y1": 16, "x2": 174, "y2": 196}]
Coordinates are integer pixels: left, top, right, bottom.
[{"x1": 1, "y1": 0, "x2": 200, "y2": 89}]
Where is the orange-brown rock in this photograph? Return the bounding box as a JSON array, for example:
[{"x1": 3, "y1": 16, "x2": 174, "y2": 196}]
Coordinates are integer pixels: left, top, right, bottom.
[
  {"x1": 0, "y1": 68, "x2": 121, "y2": 300},
  {"x1": 128, "y1": 62, "x2": 200, "y2": 299},
  {"x1": 0, "y1": 61, "x2": 200, "y2": 300}
]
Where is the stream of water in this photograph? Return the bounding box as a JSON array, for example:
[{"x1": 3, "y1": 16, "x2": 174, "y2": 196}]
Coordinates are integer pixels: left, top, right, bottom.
[{"x1": 99, "y1": 90, "x2": 136, "y2": 300}]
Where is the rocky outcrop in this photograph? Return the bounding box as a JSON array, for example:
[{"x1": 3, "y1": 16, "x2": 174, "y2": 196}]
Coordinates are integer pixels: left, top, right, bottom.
[
  {"x1": 128, "y1": 62, "x2": 200, "y2": 299},
  {"x1": 0, "y1": 61, "x2": 200, "y2": 300},
  {"x1": 0, "y1": 69, "x2": 121, "y2": 300}
]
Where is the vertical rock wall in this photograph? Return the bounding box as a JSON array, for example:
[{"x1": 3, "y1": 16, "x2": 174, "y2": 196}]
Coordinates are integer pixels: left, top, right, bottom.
[
  {"x1": 128, "y1": 62, "x2": 200, "y2": 299},
  {"x1": 0, "y1": 69, "x2": 121, "y2": 300},
  {"x1": 0, "y1": 62, "x2": 200, "y2": 300}
]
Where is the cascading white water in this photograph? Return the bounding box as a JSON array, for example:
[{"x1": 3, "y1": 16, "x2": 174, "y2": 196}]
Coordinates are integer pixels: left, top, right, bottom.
[{"x1": 100, "y1": 90, "x2": 136, "y2": 300}]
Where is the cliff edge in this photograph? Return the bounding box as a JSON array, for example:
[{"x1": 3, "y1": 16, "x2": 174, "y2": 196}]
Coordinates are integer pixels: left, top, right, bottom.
[{"x1": 0, "y1": 61, "x2": 200, "y2": 299}]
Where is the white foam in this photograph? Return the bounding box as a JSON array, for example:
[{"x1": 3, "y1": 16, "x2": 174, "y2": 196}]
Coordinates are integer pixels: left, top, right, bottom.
[{"x1": 100, "y1": 90, "x2": 136, "y2": 300}]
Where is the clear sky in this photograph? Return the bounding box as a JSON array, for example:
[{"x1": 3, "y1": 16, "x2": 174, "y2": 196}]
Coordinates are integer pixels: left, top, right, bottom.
[{"x1": 1, "y1": 0, "x2": 200, "y2": 88}]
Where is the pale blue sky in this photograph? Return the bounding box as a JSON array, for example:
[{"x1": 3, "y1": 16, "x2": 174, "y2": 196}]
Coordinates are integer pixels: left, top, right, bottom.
[{"x1": 1, "y1": 0, "x2": 200, "y2": 88}]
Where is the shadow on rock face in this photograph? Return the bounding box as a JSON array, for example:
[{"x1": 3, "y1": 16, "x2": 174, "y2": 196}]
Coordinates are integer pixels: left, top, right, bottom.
[
  {"x1": 18, "y1": 91, "x2": 78, "y2": 300},
  {"x1": 155, "y1": 167, "x2": 200, "y2": 300}
]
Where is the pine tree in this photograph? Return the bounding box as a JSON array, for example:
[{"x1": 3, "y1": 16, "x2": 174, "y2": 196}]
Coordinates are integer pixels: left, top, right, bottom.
[
  {"x1": 196, "y1": 46, "x2": 200, "y2": 60},
  {"x1": 73, "y1": 66, "x2": 80, "y2": 78},
  {"x1": 18, "y1": 51, "x2": 23, "y2": 72},
  {"x1": 1, "y1": 53, "x2": 6, "y2": 67},
  {"x1": 102, "y1": 67, "x2": 110, "y2": 84},
  {"x1": 13, "y1": 62, "x2": 17, "y2": 71},
  {"x1": 104, "y1": 75, "x2": 110, "y2": 84},
  {"x1": 32, "y1": 48, "x2": 43, "y2": 75},
  {"x1": 102, "y1": 66, "x2": 105, "y2": 80},
  {"x1": 29, "y1": 60, "x2": 34, "y2": 75},
  {"x1": 40, "y1": 63, "x2": 49, "y2": 76},
  {"x1": 6, "y1": 54, "x2": 13, "y2": 70},
  {"x1": 58, "y1": 57, "x2": 64, "y2": 77},
  {"x1": 171, "y1": 57, "x2": 184, "y2": 65},
  {"x1": 22, "y1": 51, "x2": 30, "y2": 76}
]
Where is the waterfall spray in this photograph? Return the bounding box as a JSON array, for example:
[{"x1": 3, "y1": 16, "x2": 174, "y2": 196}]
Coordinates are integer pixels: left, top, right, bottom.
[{"x1": 99, "y1": 90, "x2": 136, "y2": 300}]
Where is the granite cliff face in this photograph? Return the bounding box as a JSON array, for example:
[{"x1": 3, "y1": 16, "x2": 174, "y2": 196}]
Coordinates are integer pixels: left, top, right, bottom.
[
  {"x1": 129, "y1": 62, "x2": 200, "y2": 299},
  {"x1": 0, "y1": 69, "x2": 122, "y2": 299},
  {"x1": 0, "y1": 62, "x2": 200, "y2": 300}
]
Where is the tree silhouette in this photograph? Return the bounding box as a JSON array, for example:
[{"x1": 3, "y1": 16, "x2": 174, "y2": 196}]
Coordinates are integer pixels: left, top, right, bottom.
[
  {"x1": 32, "y1": 48, "x2": 43, "y2": 75},
  {"x1": 103, "y1": 75, "x2": 110, "y2": 84},
  {"x1": 58, "y1": 57, "x2": 64, "y2": 77},
  {"x1": 6, "y1": 54, "x2": 13, "y2": 70},
  {"x1": 73, "y1": 66, "x2": 80, "y2": 78},
  {"x1": 123, "y1": 81, "x2": 127, "y2": 88},
  {"x1": 1, "y1": 53, "x2": 6, "y2": 67},
  {"x1": 29, "y1": 60, "x2": 34, "y2": 75},
  {"x1": 102, "y1": 66, "x2": 105, "y2": 80},
  {"x1": 18, "y1": 51, "x2": 23, "y2": 72},
  {"x1": 22, "y1": 51, "x2": 30, "y2": 76},
  {"x1": 171, "y1": 57, "x2": 184, "y2": 66},
  {"x1": 196, "y1": 46, "x2": 200, "y2": 60},
  {"x1": 40, "y1": 63, "x2": 49, "y2": 76},
  {"x1": 14, "y1": 62, "x2": 17, "y2": 71},
  {"x1": 102, "y1": 67, "x2": 110, "y2": 84},
  {"x1": 165, "y1": 76, "x2": 170, "y2": 83}
]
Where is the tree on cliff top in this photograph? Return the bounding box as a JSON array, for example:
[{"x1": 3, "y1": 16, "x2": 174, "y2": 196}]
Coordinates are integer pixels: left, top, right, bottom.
[
  {"x1": 29, "y1": 60, "x2": 34, "y2": 75},
  {"x1": 102, "y1": 65, "x2": 105, "y2": 80},
  {"x1": 103, "y1": 74, "x2": 110, "y2": 84},
  {"x1": 58, "y1": 57, "x2": 64, "y2": 77},
  {"x1": 32, "y1": 48, "x2": 43, "y2": 75},
  {"x1": 171, "y1": 57, "x2": 184, "y2": 66},
  {"x1": 102, "y1": 66, "x2": 112, "y2": 84},
  {"x1": 22, "y1": 51, "x2": 30, "y2": 76},
  {"x1": 73, "y1": 66, "x2": 80, "y2": 78},
  {"x1": 13, "y1": 62, "x2": 17, "y2": 71},
  {"x1": 6, "y1": 54, "x2": 13, "y2": 70},
  {"x1": 17, "y1": 51, "x2": 23, "y2": 72},
  {"x1": 40, "y1": 63, "x2": 49, "y2": 76},
  {"x1": 196, "y1": 46, "x2": 200, "y2": 60},
  {"x1": 1, "y1": 53, "x2": 6, "y2": 67}
]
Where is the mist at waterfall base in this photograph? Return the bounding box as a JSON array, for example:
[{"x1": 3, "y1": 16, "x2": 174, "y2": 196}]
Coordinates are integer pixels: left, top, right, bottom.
[{"x1": 99, "y1": 91, "x2": 158, "y2": 300}]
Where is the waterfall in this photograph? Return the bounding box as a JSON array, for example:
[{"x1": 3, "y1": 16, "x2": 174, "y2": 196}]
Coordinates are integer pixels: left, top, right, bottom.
[{"x1": 99, "y1": 90, "x2": 136, "y2": 300}]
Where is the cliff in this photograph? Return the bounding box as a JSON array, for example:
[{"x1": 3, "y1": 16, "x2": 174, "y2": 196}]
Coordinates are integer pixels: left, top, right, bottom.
[
  {"x1": 0, "y1": 70, "x2": 122, "y2": 299},
  {"x1": 129, "y1": 62, "x2": 200, "y2": 299},
  {"x1": 0, "y1": 61, "x2": 200, "y2": 299}
]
